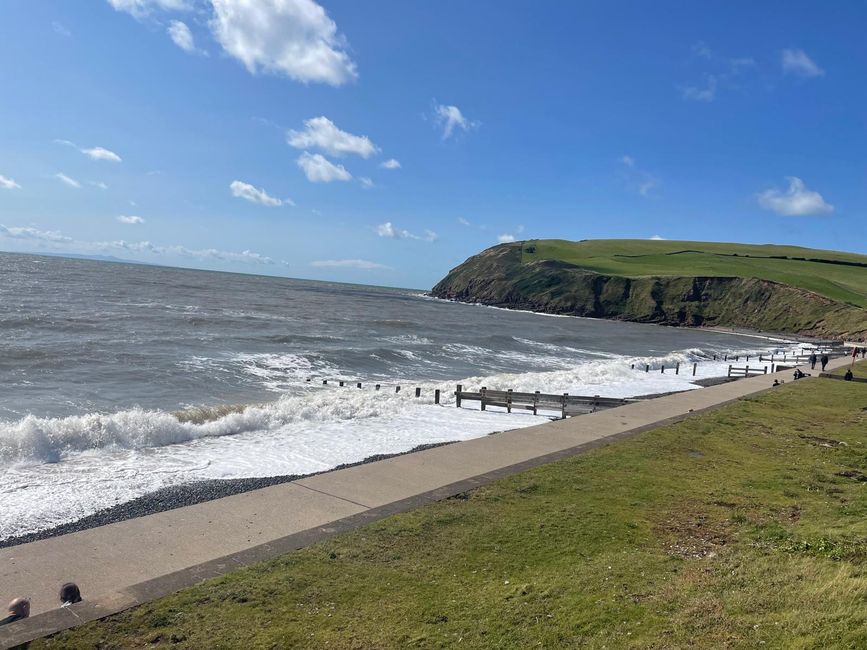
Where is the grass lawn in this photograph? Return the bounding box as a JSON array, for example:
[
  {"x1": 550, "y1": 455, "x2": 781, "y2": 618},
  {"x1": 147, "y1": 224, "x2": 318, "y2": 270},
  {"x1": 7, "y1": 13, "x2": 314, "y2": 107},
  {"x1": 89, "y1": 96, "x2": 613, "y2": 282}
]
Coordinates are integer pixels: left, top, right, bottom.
[
  {"x1": 832, "y1": 358, "x2": 867, "y2": 380},
  {"x1": 523, "y1": 239, "x2": 867, "y2": 308},
  {"x1": 36, "y1": 375, "x2": 867, "y2": 649}
]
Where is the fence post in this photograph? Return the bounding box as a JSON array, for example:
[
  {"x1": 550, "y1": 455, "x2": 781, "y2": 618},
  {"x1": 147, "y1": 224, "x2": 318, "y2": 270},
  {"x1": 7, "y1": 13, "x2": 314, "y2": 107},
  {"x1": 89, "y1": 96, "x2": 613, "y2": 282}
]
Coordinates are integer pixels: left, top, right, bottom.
[
  {"x1": 481, "y1": 387, "x2": 487, "y2": 411},
  {"x1": 692, "y1": 362, "x2": 697, "y2": 376},
  {"x1": 357, "y1": 382, "x2": 362, "y2": 389},
  {"x1": 533, "y1": 391, "x2": 539, "y2": 416},
  {"x1": 661, "y1": 365, "x2": 665, "y2": 374},
  {"x1": 506, "y1": 389, "x2": 513, "y2": 413},
  {"x1": 676, "y1": 362, "x2": 680, "y2": 375},
  {"x1": 455, "y1": 384, "x2": 462, "y2": 408},
  {"x1": 323, "y1": 379, "x2": 328, "y2": 385},
  {"x1": 763, "y1": 366, "x2": 767, "y2": 374},
  {"x1": 561, "y1": 393, "x2": 568, "y2": 419},
  {"x1": 415, "y1": 387, "x2": 421, "y2": 398},
  {"x1": 631, "y1": 363, "x2": 634, "y2": 369},
  {"x1": 746, "y1": 365, "x2": 750, "y2": 376},
  {"x1": 375, "y1": 384, "x2": 380, "y2": 391},
  {"x1": 645, "y1": 364, "x2": 650, "y2": 373},
  {"x1": 435, "y1": 389, "x2": 441, "y2": 405},
  {"x1": 728, "y1": 365, "x2": 732, "y2": 377},
  {"x1": 396, "y1": 385, "x2": 401, "y2": 393},
  {"x1": 339, "y1": 381, "x2": 344, "y2": 387}
]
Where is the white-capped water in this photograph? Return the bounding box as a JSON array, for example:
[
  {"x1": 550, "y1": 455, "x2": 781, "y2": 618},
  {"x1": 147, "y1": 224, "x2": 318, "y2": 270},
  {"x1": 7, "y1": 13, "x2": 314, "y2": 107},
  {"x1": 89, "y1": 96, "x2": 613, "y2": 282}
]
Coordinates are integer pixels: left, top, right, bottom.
[{"x1": 0, "y1": 252, "x2": 798, "y2": 541}]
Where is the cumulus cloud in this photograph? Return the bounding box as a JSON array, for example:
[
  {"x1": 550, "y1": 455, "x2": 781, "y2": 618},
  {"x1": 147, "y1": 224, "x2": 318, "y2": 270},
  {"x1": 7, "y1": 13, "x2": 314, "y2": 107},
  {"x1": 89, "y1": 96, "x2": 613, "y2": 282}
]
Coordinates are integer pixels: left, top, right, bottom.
[
  {"x1": 287, "y1": 116, "x2": 377, "y2": 158},
  {"x1": 296, "y1": 152, "x2": 351, "y2": 183},
  {"x1": 0, "y1": 223, "x2": 273, "y2": 265},
  {"x1": 434, "y1": 104, "x2": 476, "y2": 139},
  {"x1": 757, "y1": 177, "x2": 833, "y2": 216},
  {"x1": 782, "y1": 49, "x2": 824, "y2": 77},
  {"x1": 497, "y1": 234, "x2": 516, "y2": 243},
  {"x1": 117, "y1": 215, "x2": 145, "y2": 224},
  {"x1": 0, "y1": 175, "x2": 21, "y2": 190},
  {"x1": 209, "y1": 0, "x2": 357, "y2": 86},
  {"x1": 376, "y1": 222, "x2": 437, "y2": 242},
  {"x1": 311, "y1": 258, "x2": 390, "y2": 270},
  {"x1": 649, "y1": 234, "x2": 666, "y2": 240},
  {"x1": 379, "y1": 158, "x2": 401, "y2": 170},
  {"x1": 56, "y1": 173, "x2": 81, "y2": 188},
  {"x1": 229, "y1": 180, "x2": 287, "y2": 206},
  {"x1": 167, "y1": 20, "x2": 198, "y2": 52}
]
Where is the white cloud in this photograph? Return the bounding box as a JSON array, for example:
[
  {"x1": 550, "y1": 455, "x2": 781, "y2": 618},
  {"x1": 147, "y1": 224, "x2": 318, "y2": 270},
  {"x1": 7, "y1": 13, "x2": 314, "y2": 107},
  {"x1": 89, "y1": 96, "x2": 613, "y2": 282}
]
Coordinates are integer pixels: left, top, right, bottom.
[
  {"x1": 359, "y1": 177, "x2": 374, "y2": 189},
  {"x1": 457, "y1": 217, "x2": 471, "y2": 226},
  {"x1": 620, "y1": 155, "x2": 635, "y2": 168},
  {"x1": 52, "y1": 21, "x2": 72, "y2": 37},
  {"x1": 56, "y1": 140, "x2": 122, "y2": 162},
  {"x1": 311, "y1": 258, "x2": 390, "y2": 270},
  {"x1": 619, "y1": 156, "x2": 658, "y2": 197},
  {"x1": 649, "y1": 235, "x2": 666, "y2": 240},
  {"x1": 287, "y1": 116, "x2": 377, "y2": 158},
  {"x1": 638, "y1": 178, "x2": 658, "y2": 196},
  {"x1": 210, "y1": 0, "x2": 357, "y2": 86},
  {"x1": 229, "y1": 180, "x2": 286, "y2": 206},
  {"x1": 106, "y1": 0, "x2": 191, "y2": 18},
  {"x1": 56, "y1": 173, "x2": 81, "y2": 188},
  {"x1": 0, "y1": 223, "x2": 273, "y2": 265},
  {"x1": 379, "y1": 158, "x2": 401, "y2": 170},
  {"x1": 681, "y1": 75, "x2": 717, "y2": 102},
  {"x1": 757, "y1": 177, "x2": 833, "y2": 216},
  {"x1": 782, "y1": 49, "x2": 824, "y2": 78},
  {"x1": 692, "y1": 41, "x2": 712, "y2": 59},
  {"x1": 167, "y1": 20, "x2": 197, "y2": 52},
  {"x1": 90, "y1": 181, "x2": 109, "y2": 190},
  {"x1": 376, "y1": 222, "x2": 437, "y2": 242},
  {"x1": 83, "y1": 146, "x2": 122, "y2": 162},
  {"x1": 117, "y1": 215, "x2": 145, "y2": 224},
  {"x1": 0, "y1": 175, "x2": 21, "y2": 190},
  {"x1": 296, "y1": 152, "x2": 351, "y2": 183},
  {"x1": 497, "y1": 234, "x2": 516, "y2": 243},
  {"x1": 434, "y1": 104, "x2": 476, "y2": 139}
]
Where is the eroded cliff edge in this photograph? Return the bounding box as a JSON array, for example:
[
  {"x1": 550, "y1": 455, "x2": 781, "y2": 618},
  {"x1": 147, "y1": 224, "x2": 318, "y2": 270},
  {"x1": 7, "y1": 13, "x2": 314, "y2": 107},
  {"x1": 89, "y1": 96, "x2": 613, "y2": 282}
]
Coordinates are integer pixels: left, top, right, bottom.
[{"x1": 431, "y1": 243, "x2": 867, "y2": 341}]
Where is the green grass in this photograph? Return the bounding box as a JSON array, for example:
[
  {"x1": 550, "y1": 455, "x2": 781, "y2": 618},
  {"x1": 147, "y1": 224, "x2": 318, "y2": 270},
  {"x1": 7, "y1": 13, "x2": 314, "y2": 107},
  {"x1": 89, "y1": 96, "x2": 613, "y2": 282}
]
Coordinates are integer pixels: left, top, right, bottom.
[
  {"x1": 523, "y1": 239, "x2": 867, "y2": 308},
  {"x1": 832, "y1": 357, "x2": 867, "y2": 379},
  {"x1": 36, "y1": 371, "x2": 867, "y2": 649}
]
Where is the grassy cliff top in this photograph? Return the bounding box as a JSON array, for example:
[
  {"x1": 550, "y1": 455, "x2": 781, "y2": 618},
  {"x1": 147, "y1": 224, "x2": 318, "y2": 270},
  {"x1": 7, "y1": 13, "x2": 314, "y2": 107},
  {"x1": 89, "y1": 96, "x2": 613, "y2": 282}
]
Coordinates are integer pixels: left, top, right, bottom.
[{"x1": 518, "y1": 239, "x2": 867, "y2": 308}]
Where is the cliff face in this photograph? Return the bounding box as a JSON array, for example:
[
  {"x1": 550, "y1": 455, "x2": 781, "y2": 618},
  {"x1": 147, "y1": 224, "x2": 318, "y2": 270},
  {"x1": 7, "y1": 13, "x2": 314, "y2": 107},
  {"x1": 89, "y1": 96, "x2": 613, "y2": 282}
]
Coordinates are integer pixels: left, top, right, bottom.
[{"x1": 431, "y1": 243, "x2": 867, "y2": 341}]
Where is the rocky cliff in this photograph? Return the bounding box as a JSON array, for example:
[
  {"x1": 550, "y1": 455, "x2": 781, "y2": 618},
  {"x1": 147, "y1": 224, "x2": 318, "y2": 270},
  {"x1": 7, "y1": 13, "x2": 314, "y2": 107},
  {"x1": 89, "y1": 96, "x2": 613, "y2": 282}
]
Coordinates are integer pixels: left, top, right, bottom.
[{"x1": 431, "y1": 243, "x2": 867, "y2": 341}]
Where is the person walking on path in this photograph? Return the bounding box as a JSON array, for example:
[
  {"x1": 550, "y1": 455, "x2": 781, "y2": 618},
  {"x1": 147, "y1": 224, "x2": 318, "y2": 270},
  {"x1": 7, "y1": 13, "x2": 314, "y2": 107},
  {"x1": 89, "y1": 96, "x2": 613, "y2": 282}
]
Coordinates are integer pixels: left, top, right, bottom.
[
  {"x1": 821, "y1": 354, "x2": 829, "y2": 371},
  {"x1": 809, "y1": 352, "x2": 817, "y2": 370}
]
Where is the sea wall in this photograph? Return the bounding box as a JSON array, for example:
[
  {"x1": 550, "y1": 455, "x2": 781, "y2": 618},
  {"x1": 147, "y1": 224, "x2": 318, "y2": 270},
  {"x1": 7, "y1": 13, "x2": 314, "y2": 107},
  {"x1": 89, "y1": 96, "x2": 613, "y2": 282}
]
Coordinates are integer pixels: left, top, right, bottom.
[{"x1": 431, "y1": 244, "x2": 867, "y2": 341}]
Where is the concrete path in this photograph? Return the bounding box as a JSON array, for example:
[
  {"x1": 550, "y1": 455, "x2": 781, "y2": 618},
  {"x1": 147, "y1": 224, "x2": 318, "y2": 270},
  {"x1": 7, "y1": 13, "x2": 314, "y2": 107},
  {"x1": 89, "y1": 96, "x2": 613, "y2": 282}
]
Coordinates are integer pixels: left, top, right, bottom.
[{"x1": 0, "y1": 356, "x2": 852, "y2": 648}]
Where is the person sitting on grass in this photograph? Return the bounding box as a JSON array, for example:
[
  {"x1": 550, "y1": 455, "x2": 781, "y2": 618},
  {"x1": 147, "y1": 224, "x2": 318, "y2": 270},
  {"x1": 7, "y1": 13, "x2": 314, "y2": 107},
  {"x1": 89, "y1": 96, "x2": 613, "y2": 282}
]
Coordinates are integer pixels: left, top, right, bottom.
[
  {"x1": 60, "y1": 583, "x2": 82, "y2": 607},
  {"x1": 0, "y1": 598, "x2": 30, "y2": 626},
  {"x1": 793, "y1": 369, "x2": 810, "y2": 380},
  {"x1": 844, "y1": 369, "x2": 854, "y2": 381}
]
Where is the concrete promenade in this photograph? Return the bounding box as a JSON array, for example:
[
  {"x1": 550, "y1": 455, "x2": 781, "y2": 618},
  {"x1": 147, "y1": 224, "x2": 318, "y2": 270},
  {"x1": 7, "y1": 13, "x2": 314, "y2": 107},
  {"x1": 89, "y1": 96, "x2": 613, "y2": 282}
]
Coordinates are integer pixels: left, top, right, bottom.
[{"x1": 0, "y1": 356, "x2": 852, "y2": 648}]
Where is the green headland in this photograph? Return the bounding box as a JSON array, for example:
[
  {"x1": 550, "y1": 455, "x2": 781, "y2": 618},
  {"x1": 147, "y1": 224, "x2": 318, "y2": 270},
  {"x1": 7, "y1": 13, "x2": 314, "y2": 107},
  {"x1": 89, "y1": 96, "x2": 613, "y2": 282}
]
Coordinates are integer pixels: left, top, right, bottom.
[{"x1": 432, "y1": 239, "x2": 867, "y2": 341}]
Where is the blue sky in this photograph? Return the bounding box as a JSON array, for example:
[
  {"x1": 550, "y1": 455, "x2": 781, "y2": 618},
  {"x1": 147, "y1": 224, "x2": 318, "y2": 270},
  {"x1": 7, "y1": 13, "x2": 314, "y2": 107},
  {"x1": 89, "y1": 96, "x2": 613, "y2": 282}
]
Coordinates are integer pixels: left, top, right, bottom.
[{"x1": 1, "y1": 1, "x2": 865, "y2": 288}]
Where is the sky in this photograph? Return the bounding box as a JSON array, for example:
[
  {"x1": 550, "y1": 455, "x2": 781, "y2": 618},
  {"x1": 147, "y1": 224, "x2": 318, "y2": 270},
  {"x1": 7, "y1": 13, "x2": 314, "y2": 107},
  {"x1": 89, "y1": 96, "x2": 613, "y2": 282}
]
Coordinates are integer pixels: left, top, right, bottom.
[{"x1": 1, "y1": 1, "x2": 865, "y2": 288}]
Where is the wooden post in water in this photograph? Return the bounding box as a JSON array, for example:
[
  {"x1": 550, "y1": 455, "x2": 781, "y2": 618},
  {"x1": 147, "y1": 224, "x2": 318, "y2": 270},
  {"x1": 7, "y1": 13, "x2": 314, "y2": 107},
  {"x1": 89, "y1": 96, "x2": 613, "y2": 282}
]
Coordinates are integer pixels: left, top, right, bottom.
[
  {"x1": 507, "y1": 389, "x2": 513, "y2": 413},
  {"x1": 481, "y1": 387, "x2": 487, "y2": 411},
  {"x1": 339, "y1": 381, "x2": 344, "y2": 387},
  {"x1": 645, "y1": 364, "x2": 650, "y2": 373},
  {"x1": 561, "y1": 393, "x2": 568, "y2": 419},
  {"x1": 675, "y1": 362, "x2": 680, "y2": 375},
  {"x1": 357, "y1": 382, "x2": 362, "y2": 389},
  {"x1": 323, "y1": 379, "x2": 328, "y2": 385},
  {"x1": 661, "y1": 365, "x2": 665, "y2": 374},
  {"x1": 375, "y1": 384, "x2": 380, "y2": 391},
  {"x1": 455, "y1": 384, "x2": 462, "y2": 408},
  {"x1": 533, "y1": 391, "x2": 539, "y2": 416},
  {"x1": 435, "y1": 389, "x2": 441, "y2": 405},
  {"x1": 728, "y1": 365, "x2": 732, "y2": 377},
  {"x1": 692, "y1": 362, "x2": 697, "y2": 376},
  {"x1": 415, "y1": 387, "x2": 421, "y2": 398},
  {"x1": 763, "y1": 366, "x2": 767, "y2": 374},
  {"x1": 631, "y1": 363, "x2": 634, "y2": 369},
  {"x1": 745, "y1": 365, "x2": 750, "y2": 376},
  {"x1": 396, "y1": 385, "x2": 401, "y2": 393}
]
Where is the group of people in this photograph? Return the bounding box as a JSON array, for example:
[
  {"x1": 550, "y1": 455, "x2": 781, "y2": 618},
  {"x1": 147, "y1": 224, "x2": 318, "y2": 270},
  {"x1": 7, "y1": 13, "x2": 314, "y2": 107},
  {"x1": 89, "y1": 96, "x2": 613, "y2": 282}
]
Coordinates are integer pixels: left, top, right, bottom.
[
  {"x1": 809, "y1": 352, "x2": 830, "y2": 371},
  {"x1": 0, "y1": 584, "x2": 81, "y2": 627}
]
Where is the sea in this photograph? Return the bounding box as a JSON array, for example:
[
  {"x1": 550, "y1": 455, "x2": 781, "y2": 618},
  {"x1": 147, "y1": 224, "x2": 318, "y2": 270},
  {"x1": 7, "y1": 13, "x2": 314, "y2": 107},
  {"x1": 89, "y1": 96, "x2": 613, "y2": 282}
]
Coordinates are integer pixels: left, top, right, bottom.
[{"x1": 0, "y1": 252, "x2": 797, "y2": 541}]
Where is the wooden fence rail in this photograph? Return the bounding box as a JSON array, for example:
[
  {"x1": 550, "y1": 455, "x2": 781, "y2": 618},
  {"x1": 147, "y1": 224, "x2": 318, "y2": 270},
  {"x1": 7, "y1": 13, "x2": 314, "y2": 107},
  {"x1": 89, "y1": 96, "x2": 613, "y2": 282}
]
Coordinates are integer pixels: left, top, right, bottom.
[{"x1": 454, "y1": 385, "x2": 634, "y2": 419}]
